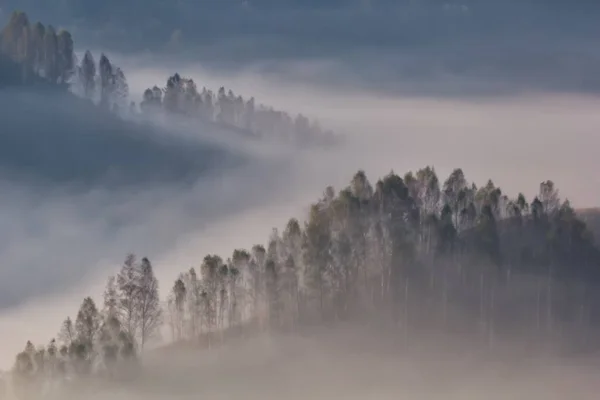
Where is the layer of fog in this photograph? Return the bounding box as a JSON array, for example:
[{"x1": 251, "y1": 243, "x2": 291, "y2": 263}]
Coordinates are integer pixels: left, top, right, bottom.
[
  {"x1": 72, "y1": 326, "x2": 600, "y2": 399},
  {"x1": 2, "y1": 55, "x2": 600, "y2": 369},
  {"x1": 115, "y1": 55, "x2": 600, "y2": 207}
]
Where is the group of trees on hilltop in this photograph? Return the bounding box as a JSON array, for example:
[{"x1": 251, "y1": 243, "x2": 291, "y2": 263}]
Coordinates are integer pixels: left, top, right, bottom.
[
  {"x1": 162, "y1": 168, "x2": 600, "y2": 346},
  {"x1": 0, "y1": 11, "x2": 129, "y2": 111},
  {"x1": 73, "y1": 50, "x2": 130, "y2": 112},
  {"x1": 10, "y1": 256, "x2": 161, "y2": 398},
  {"x1": 141, "y1": 73, "x2": 334, "y2": 144},
  {"x1": 0, "y1": 11, "x2": 74, "y2": 85},
  {"x1": 8, "y1": 166, "x2": 600, "y2": 396},
  {"x1": 0, "y1": 11, "x2": 334, "y2": 145}
]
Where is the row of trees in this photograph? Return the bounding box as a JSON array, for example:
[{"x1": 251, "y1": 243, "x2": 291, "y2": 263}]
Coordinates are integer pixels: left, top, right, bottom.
[
  {"x1": 140, "y1": 73, "x2": 335, "y2": 144},
  {"x1": 0, "y1": 11, "x2": 129, "y2": 110},
  {"x1": 8, "y1": 166, "x2": 600, "y2": 396},
  {"x1": 73, "y1": 50, "x2": 129, "y2": 112},
  {"x1": 0, "y1": 11, "x2": 74, "y2": 84},
  {"x1": 162, "y1": 168, "x2": 600, "y2": 345},
  {"x1": 11, "y1": 256, "x2": 161, "y2": 398},
  {"x1": 0, "y1": 11, "x2": 336, "y2": 145}
]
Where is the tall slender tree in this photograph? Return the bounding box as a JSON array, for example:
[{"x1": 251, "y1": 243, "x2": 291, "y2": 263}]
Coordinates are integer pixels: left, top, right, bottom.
[{"x1": 137, "y1": 258, "x2": 162, "y2": 350}]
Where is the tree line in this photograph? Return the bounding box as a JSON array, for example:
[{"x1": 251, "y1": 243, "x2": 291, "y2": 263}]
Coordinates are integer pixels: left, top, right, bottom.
[
  {"x1": 0, "y1": 11, "x2": 74, "y2": 86},
  {"x1": 0, "y1": 11, "x2": 129, "y2": 105},
  {"x1": 0, "y1": 11, "x2": 335, "y2": 146},
  {"x1": 140, "y1": 73, "x2": 335, "y2": 145},
  {"x1": 8, "y1": 166, "x2": 600, "y2": 398},
  {"x1": 10, "y1": 256, "x2": 160, "y2": 399},
  {"x1": 161, "y1": 168, "x2": 600, "y2": 345}
]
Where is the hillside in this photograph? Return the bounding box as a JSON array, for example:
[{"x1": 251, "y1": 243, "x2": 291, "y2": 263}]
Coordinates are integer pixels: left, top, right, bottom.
[
  {"x1": 0, "y1": 11, "x2": 336, "y2": 149},
  {"x1": 0, "y1": 9, "x2": 338, "y2": 193},
  {"x1": 0, "y1": 88, "x2": 240, "y2": 188}
]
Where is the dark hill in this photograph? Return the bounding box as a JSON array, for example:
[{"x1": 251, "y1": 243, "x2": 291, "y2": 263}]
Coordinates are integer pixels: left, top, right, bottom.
[{"x1": 0, "y1": 88, "x2": 243, "y2": 189}]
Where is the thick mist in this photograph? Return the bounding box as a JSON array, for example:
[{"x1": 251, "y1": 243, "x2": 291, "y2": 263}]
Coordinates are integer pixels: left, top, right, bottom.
[
  {"x1": 114, "y1": 54, "x2": 600, "y2": 206},
  {"x1": 125, "y1": 325, "x2": 600, "y2": 400},
  {"x1": 13, "y1": 325, "x2": 600, "y2": 399}
]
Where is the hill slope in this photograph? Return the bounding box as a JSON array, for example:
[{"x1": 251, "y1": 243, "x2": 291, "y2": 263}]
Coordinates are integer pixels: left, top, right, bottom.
[{"x1": 0, "y1": 88, "x2": 244, "y2": 188}]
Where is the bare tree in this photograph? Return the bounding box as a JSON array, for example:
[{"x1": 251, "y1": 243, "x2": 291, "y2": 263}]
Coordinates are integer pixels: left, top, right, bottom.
[
  {"x1": 103, "y1": 275, "x2": 119, "y2": 320},
  {"x1": 137, "y1": 258, "x2": 162, "y2": 350},
  {"x1": 117, "y1": 254, "x2": 140, "y2": 342},
  {"x1": 168, "y1": 278, "x2": 186, "y2": 341},
  {"x1": 58, "y1": 317, "x2": 75, "y2": 347}
]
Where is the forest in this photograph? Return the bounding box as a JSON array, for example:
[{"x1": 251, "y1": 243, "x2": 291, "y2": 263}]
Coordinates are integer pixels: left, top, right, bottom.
[
  {"x1": 138, "y1": 73, "x2": 335, "y2": 145},
  {"x1": 0, "y1": 11, "x2": 333, "y2": 146},
  {"x1": 2, "y1": 8, "x2": 600, "y2": 400},
  {"x1": 6, "y1": 165, "x2": 600, "y2": 397}
]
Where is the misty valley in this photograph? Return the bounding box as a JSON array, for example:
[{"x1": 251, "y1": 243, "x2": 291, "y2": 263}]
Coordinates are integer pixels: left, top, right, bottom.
[{"x1": 1, "y1": 6, "x2": 600, "y2": 400}]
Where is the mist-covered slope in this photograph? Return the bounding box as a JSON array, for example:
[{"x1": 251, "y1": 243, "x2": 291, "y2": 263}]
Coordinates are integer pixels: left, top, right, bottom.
[
  {"x1": 0, "y1": 85, "x2": 303, "y2": 311},
  {"x1": 0, "y1": 89, "x2": 243, "y2": 189},
  {"x1": 0, "y1": 10, "x2": 332, "y2": 314}
]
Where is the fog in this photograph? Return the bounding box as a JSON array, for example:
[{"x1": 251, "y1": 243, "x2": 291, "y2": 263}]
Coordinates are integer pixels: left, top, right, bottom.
[
  {"x1": 115, "y1": 55, "x2": 600, "y2": 206},
  {"x1": 2, "y1": 34, "x2": 600, "y2": 400},
  {"x1": 115, "y1": 325, "x2": 600, "y2": 400},
  {"x1": 9, "y1": 324, "x2": 600, "y2": 399}
]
